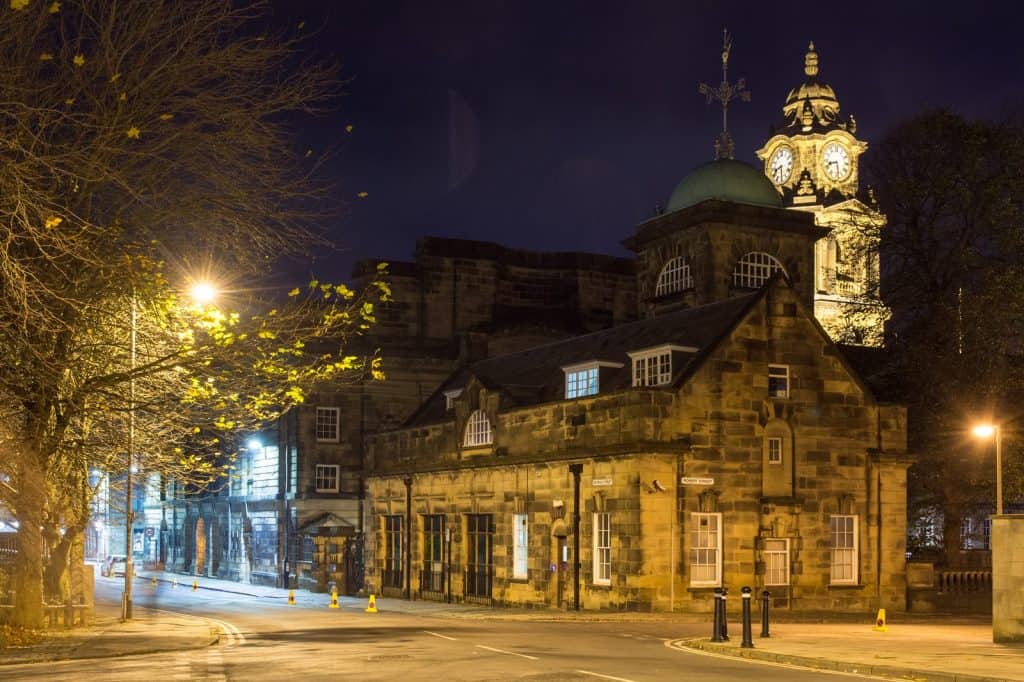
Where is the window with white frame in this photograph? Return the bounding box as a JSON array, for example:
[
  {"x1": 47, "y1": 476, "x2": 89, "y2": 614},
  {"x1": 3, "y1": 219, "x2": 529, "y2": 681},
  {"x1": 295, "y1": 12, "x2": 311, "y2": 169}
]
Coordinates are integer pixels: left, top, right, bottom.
[
  {"x1": 768, "y1": 365, "x2": 790, "y2": 398},
  {"x1": 655, "y1": 257, "x2": 694, "y2": 296},
  {"x1": 593, "y1": 512, "x2": 611, "y2": 585},
  {"x1": 689, "y1": 512, "x2": 722, "y2": 586},
  {"x1": 565, "y1": 365, "x2": 599, "y2": 399},
  {"x1": 315, "y1": 407, "x2": 340, "y2": 442},
  {"x1": 732, "y1": 252, "x2": 785, "y2": 289},
  {"x1": 631, "y1": 350, "x2": 672, "y2": 387},
  {"x1": 763, "y1": 538, "x2": 790, "y2": 586},
  {"x1": 444, "y1": 389, "x2": 463, "y2": 411},
  {"x1": 513, "y1": 513, "x2": 529, "y2": 580},
  {"x1": 463, "y1": 409, "x2": 493, "y2": 447},
  {"x1": 830, "y1": 515, "x2": 859, "y2": 584},
  {"x1": 315, "y1": 464, "x2": 339, "y2": 493},
  {"x1": 767, "y1": 437, "x2": 783, "y2": 464}
]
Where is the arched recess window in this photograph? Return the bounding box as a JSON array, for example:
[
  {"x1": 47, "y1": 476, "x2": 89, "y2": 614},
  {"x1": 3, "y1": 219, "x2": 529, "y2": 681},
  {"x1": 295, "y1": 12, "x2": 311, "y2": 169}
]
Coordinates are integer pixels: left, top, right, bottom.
[
  {"x1": 655, "y1": 257, "x2": 693, "y2": 296},
  {"x1": 464, "y1": 409, "x2": 493, "y2": 447},
  {"x1": 762, "y1": 419, "x2": 793, "y2": 498},
  {"x1": 732, "y1": 252, "x2": 786, "y2": 290}
]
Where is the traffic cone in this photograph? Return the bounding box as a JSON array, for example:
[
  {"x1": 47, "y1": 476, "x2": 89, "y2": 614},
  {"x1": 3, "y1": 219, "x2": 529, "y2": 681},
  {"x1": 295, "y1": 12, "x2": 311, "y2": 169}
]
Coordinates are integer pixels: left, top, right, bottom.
[
  {"x1": 365, "y1": 594, "x2": 378, "y2": 614},
  {"x1": 329, "y1": 588, "x2": 339, "y2": 609},
  {"x1": 872, "y1": 608, "x2": 888, "y2": 632},
  {"x1": 192, "y1": 579, "x2": 198, "y2": 592},
  {"x1": 288, "y1": 590, "x2": 295, "y2": 606}
]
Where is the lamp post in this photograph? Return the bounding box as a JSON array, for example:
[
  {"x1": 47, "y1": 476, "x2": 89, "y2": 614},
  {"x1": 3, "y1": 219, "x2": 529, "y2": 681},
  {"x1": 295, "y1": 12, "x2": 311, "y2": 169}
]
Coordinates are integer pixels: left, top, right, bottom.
[
  {"x1": 972, "y1": 423, "x2": 1003, "y2": 516},
  {"x1": 122, "y1": 293, "x2": 137, "y2": 621},
  {"x1": 122, "y1": 280, "x2": 218, "y2": 621}
]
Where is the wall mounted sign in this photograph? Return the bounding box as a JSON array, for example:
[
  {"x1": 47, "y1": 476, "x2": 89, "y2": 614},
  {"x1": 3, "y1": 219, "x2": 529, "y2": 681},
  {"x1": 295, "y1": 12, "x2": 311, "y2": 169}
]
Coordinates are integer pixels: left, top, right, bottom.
[
  {"x1": 680, "y1": 477, "x2": 714, "y2": 486},
  {"x1": 591, "y1": 478, "x2": 613, "y2": 487}
]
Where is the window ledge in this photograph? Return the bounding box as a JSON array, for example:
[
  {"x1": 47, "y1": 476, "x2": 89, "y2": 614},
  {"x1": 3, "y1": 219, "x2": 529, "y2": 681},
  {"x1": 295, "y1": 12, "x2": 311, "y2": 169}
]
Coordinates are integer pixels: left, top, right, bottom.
[
  {"x1": 461, "y1": 444, "x2": 494, "y2": 454},
  {"x1": 827, "y1": 583, "x2": 865, "y2": 590},
  {"x1": 687, "y1": 586, "x2": 721, "y2": 593},
  {"x1": 591, "y1": 582, "x2": 612, "y2": 589}
]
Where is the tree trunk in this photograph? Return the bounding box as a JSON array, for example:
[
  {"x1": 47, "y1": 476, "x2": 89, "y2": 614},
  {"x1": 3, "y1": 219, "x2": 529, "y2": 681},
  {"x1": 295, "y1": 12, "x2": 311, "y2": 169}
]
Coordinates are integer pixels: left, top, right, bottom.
[
  {"x1": 44, "y1": 536, "x2": 72, "y2": 603},
  {"x1": 12, "y1": 453, "x2": 46, "y2": 628}
]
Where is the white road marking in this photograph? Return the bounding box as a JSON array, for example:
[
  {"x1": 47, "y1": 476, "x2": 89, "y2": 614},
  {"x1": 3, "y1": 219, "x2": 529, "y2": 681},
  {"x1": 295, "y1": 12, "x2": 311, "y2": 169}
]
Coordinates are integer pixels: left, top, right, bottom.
[
  {"x1": 575, "y1": 670, "x2": 638, "y2": 682},
  {"x1": 475, "y1": 644, "x2": 539, "y2": 660},
  {"x1": 207, "y1": 617, "x2": 246, "y2": 646},
  {"x1": 423, "y1": 630, "x2": 459, "y2": 641},
  {"x1": 664, "y1": 639, "x2": 893, "y2": 679}
]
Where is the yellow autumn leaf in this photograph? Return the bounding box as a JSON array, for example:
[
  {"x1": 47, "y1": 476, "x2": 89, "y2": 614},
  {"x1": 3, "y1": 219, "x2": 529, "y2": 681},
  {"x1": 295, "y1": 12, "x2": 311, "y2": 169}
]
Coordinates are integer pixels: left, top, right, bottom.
[
  {"x1": 39, "y1": 53, "x2": 54, "y2": 62},
  {"x1": 126, "y1": 127, "x2": 140, "y2": 139},
  {"x1": 345, "y1": 124, "x2": 353, "y2": 133},
  {"x1": 297, "y1": 21, "x2": 305, "y2": 29},
  {"x1": 119, "y1": 92, "x2": 126, "y2": 102},
  {"x1": 305, "y1": 149, "x2": 312, "y2": 157},
  {"x1": 357, "y1": 191, "x2": 368, "y2": 198},
  {"x1": 109, "y1": 72, "x2": 120, "y2": 83},
  {"x1": 159, "y1": 113, "x2": 173, "y2": 121},
  {"x1": 44, "y1": 216, "x2": 62, "y2": 229},
  {"x1": 288, "y1": 287, "x2": 300, "y2": 297},
  {"x1": 10, "y1": 0, "x2": 28, "y2": 10},
  {"x1": 48, "y1": 0, "x2": 59, "y2": 12},
  {"x1": 73, "y1": 54, "x2": 85, "y2": 67},
  {"x1": 64, "y1": 98, "x2": 74, "y2": 106}
]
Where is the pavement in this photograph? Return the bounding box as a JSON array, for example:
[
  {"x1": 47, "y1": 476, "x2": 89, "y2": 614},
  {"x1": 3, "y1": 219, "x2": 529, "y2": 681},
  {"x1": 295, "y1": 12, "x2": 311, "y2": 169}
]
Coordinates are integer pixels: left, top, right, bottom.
[{"x1": 2, "y1": 567, "x2": 1021, "y2": 682}]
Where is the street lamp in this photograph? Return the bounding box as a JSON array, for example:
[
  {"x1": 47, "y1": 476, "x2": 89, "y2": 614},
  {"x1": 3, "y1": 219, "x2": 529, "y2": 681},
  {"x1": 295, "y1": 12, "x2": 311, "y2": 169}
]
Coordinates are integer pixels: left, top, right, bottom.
[
  {"x1": 122, "y1": 280, "x2": 219, "y2": 621},
  {"x1": 972, "y1": 423, "x2": 1003, "y2": 516}
]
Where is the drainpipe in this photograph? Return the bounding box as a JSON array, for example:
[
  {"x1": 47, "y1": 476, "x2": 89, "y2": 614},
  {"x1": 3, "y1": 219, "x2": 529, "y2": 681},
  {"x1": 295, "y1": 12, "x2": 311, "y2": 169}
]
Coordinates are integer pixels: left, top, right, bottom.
[
  {"x1": 404, "y1": 476, "x2": 413, "y2": 601},
  {"x1": 569, "y1": 463, "x2": 583, "y2": 612}
]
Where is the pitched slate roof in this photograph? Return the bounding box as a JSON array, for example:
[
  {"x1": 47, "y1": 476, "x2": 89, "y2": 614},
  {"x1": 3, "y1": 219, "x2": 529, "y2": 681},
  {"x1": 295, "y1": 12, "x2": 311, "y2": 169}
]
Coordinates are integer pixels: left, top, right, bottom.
[{"x1": 405, "y1": 289, "x2": 763, "y2": 427}]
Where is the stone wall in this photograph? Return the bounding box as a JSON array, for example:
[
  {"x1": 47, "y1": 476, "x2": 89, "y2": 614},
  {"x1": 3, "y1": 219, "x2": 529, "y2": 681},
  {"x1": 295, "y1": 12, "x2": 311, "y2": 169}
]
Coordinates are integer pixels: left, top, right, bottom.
[{"x1": 992, "y1": 515, "x2": 1024, "y2": 642}]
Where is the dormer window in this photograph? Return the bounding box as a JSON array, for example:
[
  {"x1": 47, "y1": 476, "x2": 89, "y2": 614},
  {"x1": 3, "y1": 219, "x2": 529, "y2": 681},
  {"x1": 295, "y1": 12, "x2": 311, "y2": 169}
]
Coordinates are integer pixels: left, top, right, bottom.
[
  {"x1": 565, "y1": 365, "x2": 599, "y2": 399},
  {"x1": 627, "y1": 345, "x2": 694, "y2": 387},
  {"x1": 444, "y1": 389, "x2": 463, "y2": 411},
  {"x1": 732, "y1": 252, "x2": 785, "y2": 289},
  {"x1": 655, "y1": 257, "x2": 693, "y2": 296},
  {"x1": 561, "y1": 361, "x2": 623, "y2": 400},
  {"x1": 464, "y1": 409, "x2": 492, "y2": 447}
]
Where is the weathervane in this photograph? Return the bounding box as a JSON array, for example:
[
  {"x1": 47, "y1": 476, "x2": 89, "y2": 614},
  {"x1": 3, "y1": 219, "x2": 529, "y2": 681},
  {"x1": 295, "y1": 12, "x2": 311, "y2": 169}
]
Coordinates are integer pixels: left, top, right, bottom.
[{"x1": 698, "y1": 29, "x2": 750, "y2": 160}]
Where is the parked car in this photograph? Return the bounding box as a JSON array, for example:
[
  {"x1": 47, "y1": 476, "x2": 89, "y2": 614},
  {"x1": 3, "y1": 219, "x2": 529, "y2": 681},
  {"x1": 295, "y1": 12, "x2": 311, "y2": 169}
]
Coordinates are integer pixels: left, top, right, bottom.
[{"x1": 102, "y1": 555, "x2": 127, "y2": 577}]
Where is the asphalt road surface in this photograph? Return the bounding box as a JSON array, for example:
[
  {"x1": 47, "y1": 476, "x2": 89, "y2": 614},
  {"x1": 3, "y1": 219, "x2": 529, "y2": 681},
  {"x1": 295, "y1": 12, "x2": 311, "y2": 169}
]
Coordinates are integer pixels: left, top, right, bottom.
[{"x1": 3, "y1": 576, "x2": 881, "y2": 681}]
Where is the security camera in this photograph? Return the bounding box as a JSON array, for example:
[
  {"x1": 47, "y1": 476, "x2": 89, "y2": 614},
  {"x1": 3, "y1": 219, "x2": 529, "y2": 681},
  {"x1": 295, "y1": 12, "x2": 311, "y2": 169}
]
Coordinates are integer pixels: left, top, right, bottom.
[{"x1": 652, "y1": 479, "x2": 666, "y2": 492}]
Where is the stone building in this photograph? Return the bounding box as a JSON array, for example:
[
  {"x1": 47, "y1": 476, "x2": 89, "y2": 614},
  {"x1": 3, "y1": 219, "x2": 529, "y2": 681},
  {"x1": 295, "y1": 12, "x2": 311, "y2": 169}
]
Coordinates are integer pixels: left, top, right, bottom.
[
  {"x1": 163, "y1": 41, "x2": 901, "y2": 605},
  {"x1": 363, "y1": 199, "x2": 909, "y2": 613}
]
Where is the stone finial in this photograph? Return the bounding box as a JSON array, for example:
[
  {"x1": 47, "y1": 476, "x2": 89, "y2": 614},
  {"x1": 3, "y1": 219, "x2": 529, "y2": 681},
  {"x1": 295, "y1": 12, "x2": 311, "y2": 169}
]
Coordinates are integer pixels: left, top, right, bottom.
[{"x1": 804, "y1": 41, "x2": 819, "y2": 78}]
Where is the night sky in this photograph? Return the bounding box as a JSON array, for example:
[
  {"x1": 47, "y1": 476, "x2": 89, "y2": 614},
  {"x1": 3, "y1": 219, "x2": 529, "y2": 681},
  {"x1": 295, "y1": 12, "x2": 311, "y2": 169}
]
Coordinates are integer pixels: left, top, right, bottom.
[{"x1": 270, "y1": 1, "x2": 1024, "y2": 279}]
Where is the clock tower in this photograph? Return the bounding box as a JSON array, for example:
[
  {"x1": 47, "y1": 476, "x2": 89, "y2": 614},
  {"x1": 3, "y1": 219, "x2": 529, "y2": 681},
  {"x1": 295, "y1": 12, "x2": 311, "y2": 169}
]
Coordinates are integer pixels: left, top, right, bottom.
[{"x1": 756, "y1": 42, "x2": 888, "y2": 345}]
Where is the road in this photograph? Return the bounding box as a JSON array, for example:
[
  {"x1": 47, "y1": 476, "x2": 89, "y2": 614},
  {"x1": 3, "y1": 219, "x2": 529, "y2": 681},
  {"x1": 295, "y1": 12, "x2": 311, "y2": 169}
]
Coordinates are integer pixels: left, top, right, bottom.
[{"x1": 3, "y1": 576, "x2": 880, "y2": 681}]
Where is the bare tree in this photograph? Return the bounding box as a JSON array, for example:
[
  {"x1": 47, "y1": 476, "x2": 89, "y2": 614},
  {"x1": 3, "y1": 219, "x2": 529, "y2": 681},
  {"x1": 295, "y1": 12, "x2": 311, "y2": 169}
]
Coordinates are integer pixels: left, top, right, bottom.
[{"x1": 0, "y1": 0, "x2": 384, "y2": 627}]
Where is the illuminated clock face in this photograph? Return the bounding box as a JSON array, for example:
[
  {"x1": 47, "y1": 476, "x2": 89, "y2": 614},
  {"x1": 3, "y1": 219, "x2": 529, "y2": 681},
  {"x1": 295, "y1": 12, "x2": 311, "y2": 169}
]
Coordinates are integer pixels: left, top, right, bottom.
[
  {"x1": 768, "y1": 147, "x2": 794, "y2": 185},
  {"x1": 822, "y1": 142, "x2": 852, "y2": 181}
]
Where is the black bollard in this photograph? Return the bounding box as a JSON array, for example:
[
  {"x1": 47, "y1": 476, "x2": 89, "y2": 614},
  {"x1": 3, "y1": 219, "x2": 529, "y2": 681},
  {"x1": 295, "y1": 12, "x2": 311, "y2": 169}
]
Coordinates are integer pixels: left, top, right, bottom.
[
  {"x1": 741, "y1": 587, "x2": 754, "y2": 648},
  {"x1": 711, "y1": 587, "x2": 723, "y2": 642},
  {"x1": 760, "y1": 589, "x2": 771, "y2": 638},
  {"x1": 719, "y1": 587, "x2": 730, "y2": 641}
]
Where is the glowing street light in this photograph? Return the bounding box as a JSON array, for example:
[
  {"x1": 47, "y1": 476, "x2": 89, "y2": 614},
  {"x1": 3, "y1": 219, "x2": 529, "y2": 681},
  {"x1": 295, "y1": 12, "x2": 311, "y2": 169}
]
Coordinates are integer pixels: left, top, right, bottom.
[
  {"x1": 189, "y1": 281, "x2": 218, "y2": 305},
  {"x1": 972, "y1": 423, "x2": 1003, "y2": 516}
]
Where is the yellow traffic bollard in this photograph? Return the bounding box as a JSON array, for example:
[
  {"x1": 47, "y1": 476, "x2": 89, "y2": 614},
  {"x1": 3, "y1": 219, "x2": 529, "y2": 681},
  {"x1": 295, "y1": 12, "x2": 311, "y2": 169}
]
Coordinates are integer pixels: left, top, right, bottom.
[
  {"x1": 192, "y1": 579, "x2": 198, "y2": 592},
  {"x1": 872, "y1": 608, "x2": 888, "y2": 632},
  {"x1": 329, "y1": 588, "x2": 339, "y2": 609},
  {"x1": 365, "y1": 594, "x2": 378, "y2": 614},
  {"x1": 288, "y1": 590, "x2": 296, "y2": 606},
  {"x1": 151, "y1": 576, "x2": 157, "y2": 587}
]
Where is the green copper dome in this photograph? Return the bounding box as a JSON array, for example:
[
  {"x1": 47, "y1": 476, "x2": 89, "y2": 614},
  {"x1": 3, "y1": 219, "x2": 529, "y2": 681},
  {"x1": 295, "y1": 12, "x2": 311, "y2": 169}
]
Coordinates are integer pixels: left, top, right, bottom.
[{"x1": 666, "y1": 158, "x2": 783, "y2": 213}]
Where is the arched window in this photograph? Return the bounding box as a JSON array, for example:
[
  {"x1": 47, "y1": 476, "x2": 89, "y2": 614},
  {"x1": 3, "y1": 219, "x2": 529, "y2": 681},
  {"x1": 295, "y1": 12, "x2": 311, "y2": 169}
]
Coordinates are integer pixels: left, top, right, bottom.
[
  {"x1": 655, "y1": 257, "x2": 693, "y2": 296},
  {"x1": 463, "y1": 409, "x2": 492, "y2": 447},
  {"x1": 732, "y1": 252, "x2": 786, "y2": 289}
]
